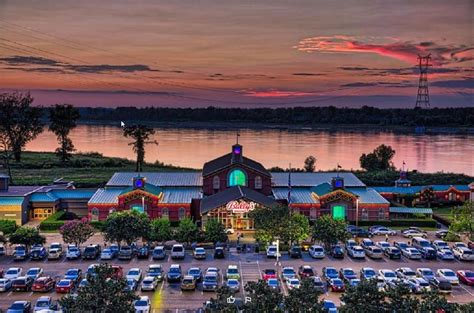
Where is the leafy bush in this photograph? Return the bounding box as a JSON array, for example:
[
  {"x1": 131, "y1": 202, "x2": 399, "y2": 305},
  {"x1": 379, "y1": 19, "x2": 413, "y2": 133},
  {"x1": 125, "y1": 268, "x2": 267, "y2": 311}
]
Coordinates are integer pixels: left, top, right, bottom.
[
  {"x1": 0, "y1": 219, "x2": 18, "y2": 235},
  {"x1": 39, "y1": 211, "x2": 66, "y2": 231},
  {"x1": 90, "y1": 221, "x2": 105, "y2": 231}
]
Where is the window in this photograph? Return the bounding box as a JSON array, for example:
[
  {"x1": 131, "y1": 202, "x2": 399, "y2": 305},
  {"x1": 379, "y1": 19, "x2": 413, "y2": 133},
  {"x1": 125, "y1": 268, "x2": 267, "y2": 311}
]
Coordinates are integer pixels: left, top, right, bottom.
[
  {"x1": 213, "y1": 176, "x2": 220, "y2": 190},
  {"x1": 378, "y1": 208, "x2": 385, "y2": 220},
  {"x1": 332, "y1": 205, "x2": 345, "y2": 220},
  {"x1": 228, "y1": 169, "x2": 246, "y2": 187},
  {"x1": 131, "y1": 204, "x2": 144, "y2": 213},
  {"x1": 254, "y1": 176, "x2": 262, "y2": 189},
  {"x1": 91, "y1": 208, "x2": 99, "y2": 222},
  {"x1": 361, "y1": 208, "x2": 368, "y2": 220},
  {"x1": 179, "y1": 207, "x2": 186, "y2": 220},
  {"x1": 161, "y1": 208, "x2": 169, "y2": 219}
]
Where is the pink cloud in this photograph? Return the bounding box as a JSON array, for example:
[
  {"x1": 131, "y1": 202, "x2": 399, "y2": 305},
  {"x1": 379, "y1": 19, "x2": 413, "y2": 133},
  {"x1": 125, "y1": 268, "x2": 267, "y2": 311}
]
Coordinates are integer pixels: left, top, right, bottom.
[
  {"x1": 241, "y1": 89, "x2": 315, "y2": 98},
  {"x1": 295, "y1": 36, "x2": 473, "y2": 66}
]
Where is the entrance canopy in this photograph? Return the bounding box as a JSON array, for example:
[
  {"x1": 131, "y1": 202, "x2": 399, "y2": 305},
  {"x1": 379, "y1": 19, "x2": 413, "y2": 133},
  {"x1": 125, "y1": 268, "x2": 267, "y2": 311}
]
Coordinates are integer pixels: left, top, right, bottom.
[{"x1": 200, "y1": 186, "x2": 277, "y2": 215}]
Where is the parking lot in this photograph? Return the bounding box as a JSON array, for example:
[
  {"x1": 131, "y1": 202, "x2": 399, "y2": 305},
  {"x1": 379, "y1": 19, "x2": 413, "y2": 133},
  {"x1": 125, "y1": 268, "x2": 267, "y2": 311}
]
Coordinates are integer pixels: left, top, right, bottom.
[{"x1": 0, "y1": 233, "x2": 473, "y2": 312}]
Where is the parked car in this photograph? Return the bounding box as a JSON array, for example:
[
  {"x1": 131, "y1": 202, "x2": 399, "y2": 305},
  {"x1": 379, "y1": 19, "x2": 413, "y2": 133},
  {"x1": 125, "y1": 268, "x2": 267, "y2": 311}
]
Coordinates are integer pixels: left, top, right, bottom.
[
  {"x1": 147, "y1": 264, "x2": 164, "y2": 281},
  {"x1": 13, "y1": 245, "x2": 28, "y2": 261},
  {"x1": 402, "y1": 227, "x2": 427, "y2": 234},
  {"x1": 126, "y1": 268, "x2": 143, "y2": 282},
  {"x1": 109, "y1": 244, "x2": 120, "y2": 257},
  {"x1": 452, "y1": 242, "x2": 468, "y2": 249},
  {"x1": 187, "y1": 267, "x2": 203, "y2": 282},
  {"x1": 347, "y1": 246, "x2": 365, "y2": 259},
  {"x1": 64, "y1": 268, "x2": 82, "y2": 284},
  {"x1": 266, "y1": 245, "x2": 279, "y2": 258},
  {"x1": 430, "y1": 277, "x2": 452, "y2": 294},
  {"x1": 141, "y1": 276, "x2": 158, "y2": 291},
  {"x1": 49, "y1": 242, "x2": 63, "y2": 253},
  {"x1": 437, "y1": 248, "x2": 455, "y2": 261},
  {"x1": 7, "y1": 301, "x2": 31, "y2": 313},
  {"x1": 226, "y1": 278, "x2": 240, "y2": 292},
  {"x1": 152, "y1": 246, "x2": 167, "y2": 260},
  {"x1": 66, "y1": 245, "x2": 81, "y2": 260},
  {"x1": 407, "y1": 277, "x2": 431, "y2": 293},
  {"x1": 437, "y1": 269, "x2": 459, "y2": 285},
  {"x1": 435, "y1": 230, "x2": 448, "y2": 238},
  {"x1": 214, "y1": 247, "x2": 225, "y2": 259},
  {"x1": 402, "y1": 247, "x2": 422, "y2": 260},
  {"x1": 4, "y1": 268, "x2": 22, "y2": 280},
  {"x1": 339, "y1": 268, "x2": 357, "y2": 282},
  {"x1": 262, "y1": 269, "x2": 277, "y2": 281},
  {"x1": 110, "y1": 265, "x2": 124, "y2": 280},
  {"x1": 193, "y1": 247, "x2": 207, "y2": 260},
  {"x1": 202, "y1": 272, "x2": 219, "y2": 291},
  {"x1": 55, "y1": 279, "x2": 74, "y2": 293},
  {"x1": 345, "y1": 239, "x2": 357, "y2": 251},
  {"x1": 282, "y1": 267, "x2": 296, "y2": 282},
  {"x1": 375, "y1": 241, "x2": 391, "y2": 251},
  {"x1": 32, "y1": 276, "x2": 55, "y2": 292},
  {"x1": 30, "y1": 247, "x2": 47, "y2": 261},
  {"x1": 456, "y1": 270, "x2": 474, "y2": 286},
  {"x1": 118, "y1": 246, "x2": 135, "y2": 260},
  {"x1": 125, "y1": 279, "x2": 138, "y2": 292},
  {"x1": 411, "y1": 237, "x2": 437, "y2": 259},
  {"x1": 309, "y1": 245, "x2": 325, "y2": 259},
  {"x1": 289, "y1": 245, "x2": 302, "y2": 258},
  {"x1": 171, "y1": 244, "x2": 185, "y2": 260},
  {"x1": 25, "y1": 267, "x2": 43, "y2": 280},
  {"x1": 134, "y1": 296, "x2": 151, "y2": 313},
  {"x1": 453, "y1": 246, "x2": 474, "y2": 261},
  {"x1": 432, "y1": 240, "x2": 450, "y2": 251},
  {"x1": 416, "y1": 268, "x2": 436, "y2": 283},
  {"x1": 360, "y1": 238, "x2": 375, "y2": 249},
  {"x1": 167, "y1": 264, "x2": 182, "y2": 283},
  {"x1": 378, "y1": 269, "x2": 398, "y2": 284},
  {"x1": 393, "y1": 241, "x2": 410, "y2": 252},
  {"x1": 322, "y1": 267, "x2": 339, "y2": 280},
  {"x1": 100, "y1": 248, "x2": 115, "y2": 260},
  {"x1": 384, "y1": 247, "x2": 401, "y2": 259},
  {"x1": 360, "y1": 267, "x2": 377, "y2": 280},
  {"x1": 365, "y1": 246, "x2": 383, "y2": 259},
  {"x1": 137, "y1": 246, "x2": 150, "y2": 259},
  {"x1": 327, "y1": 278, "x2": 345, "y2": 292},
  {"x1": 371, "y1": 227, "x2": 396, "y2": 236},
  {"x1": 34, "y1": 296, "x2": 52, "y2": 312},
  {"x1": 0, "y1": 278, "x2": 12, "y2": 292},
  {"x1": 298, "y1": 265, "x2": 315, "y2": 279},
  {"x1": 82, "y1": 245, "x2": 100, "y2": 260},
  {"x1": 395, "y1": 267, "x2": 417, "y2": 280},
  {"x1": 180, "y1": 275, "x2": 196, "y2": 291},
  {"x1": 323, "y1": 300, "x2": 338, "y2": 313},
  {"x1": 329, "y1": 245, "x2": 344, "y2": 259},
  {"x1": 286, "y1": 278, "x2": 301, "y2": 290},
  {"x1": 226, "y1": 265, "x2": 240, "y2": 280},
  {"x1": 403, "y1": 230, "x2": 427, "y2": 239},
  {"x1": 267, "y1": 278, "x2": 280, "y2": 292}
]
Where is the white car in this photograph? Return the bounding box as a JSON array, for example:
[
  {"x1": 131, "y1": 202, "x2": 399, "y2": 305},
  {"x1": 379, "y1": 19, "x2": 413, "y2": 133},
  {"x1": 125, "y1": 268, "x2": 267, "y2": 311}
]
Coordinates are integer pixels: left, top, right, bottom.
[
  {"x1": 437, "y1": 248, "x2": 455, "y2": 260},
  {"x1": 437, "y1": 269, "x2": 459, "y2": 285},
  {"x1": 452, "y1": 246, "x2": 474, "y2": 261},
  {"x1": 309, "y1": 245, "x2": 325, "y2": 259},
  {"x1": 25, "y1": 267, "x2": 43, "y2": 280},
  {"x1": 287, "y1": 278, "x2": 300, "y2": 290},
  {"x1": 371, "y1": 227, "x2": 397, "y2": 236},
  {"x1": 225, "y1": 228, "x2": 235, "y2": 234},
  {"x1": 100, "y1": 248, "x2": 114, "y2": 260},
  {"x1": 66, "y1": 246, "x2": 81, "y2": 260},
  {"x1": 34, "y1": 296, "x2": 52, "y2": 312},
  {"x1": 348, "y1": 246, "x2": 365, "y2": 259},
  {"x1": 134, "y1": 296, "x2": 150, "y2": 313},
  {"x1": 4, "y1": 267, "x2": 22, "y2": 280},
  {"x1": 378, "y1": 269, "x2": 398, "y2": 284},
  {"x1": 0, "y1": 278, "x2": 12, "y2": 292},
  {"x1": 47, "y1": 248, "x2": 62, "y2": 260},
  {"x1": 266, "y1": 245, "x2": 279, "y2": 258},
  {"x1": 226, "y1": 278, "x2": 240, "y2": 292},
  {"x1": 403, "y1": 230, "x2": 427, "y2": 238},
  {"x1": 452, "y1": 242, "x2": 468, "y2": 249},
  {"x1": 395, "y1": 267, "x2": 417, "y2": 280},
  {"x1": 432, "y1": 240, "x2": 449, "y2": 251},
  {"x1": 126, "y1": 268, "x2": 143, "y2": 282},
  {"x1": 282, "y1": 267, "x2": 297, "y2": 281},
  {"x1": 402, "y1": 247, "x2": 422, "y2": 260},
  {"x1": 375, "y1": 241, "x2": 391, "y2": 251},
  {"x1": 171, "y1": 244, "x2": 185, "y2": 260},
  {"x1": 193, "y1": 247, "x2": 206, "y2": 260},
  {"x1": 140, "y1": 276, "x2": 158, "y2": 291}
]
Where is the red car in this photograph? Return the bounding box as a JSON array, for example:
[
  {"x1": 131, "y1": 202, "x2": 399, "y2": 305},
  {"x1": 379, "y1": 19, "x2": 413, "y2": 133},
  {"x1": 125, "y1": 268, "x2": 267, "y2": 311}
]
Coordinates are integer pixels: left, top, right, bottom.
[
  {"x1": 32, "y1": 276, "x2": 56, "y2": 292},
  {"x1": 298, "y1": 265, "x2": 315, "y2": 279},
  {"x1": 55, "y1": 279, "x2": 74, "y2": 293},
  {"x1": 457, "y1": 270, "x2": 474, "y2": 286},
  {"x1": 328, "y1": 278, "x2": 346, "y2": 292},
  {"x1": 111, "y1": 265, "x2": 124, "y2": 279},
  {"x1": 262, "y1": 269, "x2": 277, "y2": 281}
]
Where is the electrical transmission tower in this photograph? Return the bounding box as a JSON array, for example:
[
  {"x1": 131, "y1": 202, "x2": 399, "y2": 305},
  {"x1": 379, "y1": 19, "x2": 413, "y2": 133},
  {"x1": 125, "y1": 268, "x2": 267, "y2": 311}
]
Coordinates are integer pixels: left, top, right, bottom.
[{"x1": 415, "y1": 54, "x2": 432, "y2": 108}]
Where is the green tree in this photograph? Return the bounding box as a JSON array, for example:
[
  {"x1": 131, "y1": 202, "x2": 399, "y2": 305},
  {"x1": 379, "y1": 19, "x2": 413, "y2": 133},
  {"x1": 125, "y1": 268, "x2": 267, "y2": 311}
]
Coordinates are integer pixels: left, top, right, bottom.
[
  {"x1": 340, "y1": 279, "x2": 385, "y2": 313},
  {"x1": 59, "y1": 263, "x2": 138, "y2": 313},
  {"x1": 304, "y1": 155, "x2": 316, "y2": 172},
  {"x1": 208, "y1": 286, "x2": 243, "y2": 312},
  {"x1": 250, "y1": 205, "x2": 290, "y2": 244},
  {"x1": 149, "y1": 218, "x2": 173, "y2": 243},
  {"x1": 59, "y1": 218, "x2": 95, "y2": 247},
  {"x1": 103, "y1": 210, "x2": 150, "y2": 245},
  {"x1": 420, "y1": 187, "x2": 435, "y2": 208},
  {"x1": 0, "y1": 234, "x2": 6, "y2": 244},
  {"x1": 384, "y1": 284, "x2": 419, "y2": 313},
  {"x1": 312, "y1": 215, "x2": 349, "y2": 251},
  {"x1": 244, "y1": 280, "x2": 283, "y2": 313},
  {"x1": 0, "y1": 92, "x2": 44, "y2": 162},
  {"x1": 8, "y1": 226, "x2": 46, "y2": 249},
  {"x1": 204, "y1": 219, "x2": 228, "y2": 244},
  {"x1": 283, "y1": 278, "x2": 324, "y2": 313},
  {"x1": 282, "y1": 213, "x2": 310, "y2": 244},
  {"x1": 123, "y1": 124, "x2": 158, "y2": 172},
  {"x1": 0, "y1": 219, "x2": 18, "y2": 235},
  {"x1": 176, "y1": 217, "x2": 199, "y2": 244},
  {"x1": 418, "y1": 290, "x2": 459, "y2": 313},
  {"x1": 0, "y1": 134, "x2": 14, "y2": 182},
  {"x1": 449, "y1": 201, "x2": 474, "y2": 241},
  {"x1": 48, "y1": 104, "x2": 80, "y2": 162},
  {"x1": 359, "y1": 144, "x2": 395, "y2": 171}
]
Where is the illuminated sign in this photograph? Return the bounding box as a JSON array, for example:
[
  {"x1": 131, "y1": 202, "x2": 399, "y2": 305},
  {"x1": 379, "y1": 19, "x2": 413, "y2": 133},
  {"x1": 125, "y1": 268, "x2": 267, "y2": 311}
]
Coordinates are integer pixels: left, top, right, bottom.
[{"x1": 226, "y1": 200, "x2": 256, "y2": 213}]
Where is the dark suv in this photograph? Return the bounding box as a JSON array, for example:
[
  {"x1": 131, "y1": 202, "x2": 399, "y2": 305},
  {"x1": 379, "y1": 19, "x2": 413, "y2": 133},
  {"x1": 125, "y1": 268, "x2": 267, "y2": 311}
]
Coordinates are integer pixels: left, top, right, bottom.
[
  {"x1": 289, "y1": 245, "x2": 302, "y2": 258},
  {"x1": 83, "y1": 245, "x2": 101, "y2": 260}
]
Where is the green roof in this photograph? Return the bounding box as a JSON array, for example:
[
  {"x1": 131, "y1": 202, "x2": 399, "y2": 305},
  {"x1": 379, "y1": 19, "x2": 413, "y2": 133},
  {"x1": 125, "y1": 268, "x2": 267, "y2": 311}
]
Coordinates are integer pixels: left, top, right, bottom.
[
  {"x1": 389, "y1": 207, "x2": 433, "y2": 214},
  {"x1": 120, "y1": 183, "x2": 162, "y2": 196},
  {"x1": 311, "y1": 183, "x2": 333, "y2": 196}
]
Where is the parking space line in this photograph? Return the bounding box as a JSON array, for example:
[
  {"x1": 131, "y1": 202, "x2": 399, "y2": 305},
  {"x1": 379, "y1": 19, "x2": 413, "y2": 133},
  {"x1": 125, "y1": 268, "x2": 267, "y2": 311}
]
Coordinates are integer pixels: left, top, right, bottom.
[{"x1": 459, "y1": 285, "x2": 474, "y2": 296}]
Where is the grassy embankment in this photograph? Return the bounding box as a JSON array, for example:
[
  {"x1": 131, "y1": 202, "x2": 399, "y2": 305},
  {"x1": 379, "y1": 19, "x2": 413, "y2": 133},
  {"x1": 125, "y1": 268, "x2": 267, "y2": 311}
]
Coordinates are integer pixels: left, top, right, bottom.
[{"x1": 7, "y1": 151, "x2": 196, "y2": 187}]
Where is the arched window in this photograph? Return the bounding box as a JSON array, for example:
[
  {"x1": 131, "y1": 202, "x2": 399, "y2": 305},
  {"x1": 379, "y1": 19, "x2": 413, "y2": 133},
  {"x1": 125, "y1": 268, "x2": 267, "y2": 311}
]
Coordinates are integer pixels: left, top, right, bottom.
[
  {"x1": 228, "y1": 169, "x2": 247, "y2": 187},
  {"x1": 213, "y1": 176, "x2": 220, "y2": 190},
  {"x1": 361, "y1": 208, "x2": 368, "y2": 220},
  {"x1": 161, "y1": 207, "x2": 169, "y2": 219},
  {"x1": 179, "y1": 207, "x2": 186, "y2": 220},
  {"x1": 254, "y1": 176, "x2": 262, "y2": 189},
  {"x1": 91, "y1": 208, "x2": 99, "y2": 221}
]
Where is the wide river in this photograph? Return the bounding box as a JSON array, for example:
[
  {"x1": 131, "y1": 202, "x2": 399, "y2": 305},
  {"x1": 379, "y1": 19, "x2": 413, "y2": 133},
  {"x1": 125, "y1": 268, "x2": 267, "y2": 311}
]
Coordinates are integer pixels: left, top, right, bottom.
[{"x1": 26, "y1": 124, "x2": 474, "y2": 175}]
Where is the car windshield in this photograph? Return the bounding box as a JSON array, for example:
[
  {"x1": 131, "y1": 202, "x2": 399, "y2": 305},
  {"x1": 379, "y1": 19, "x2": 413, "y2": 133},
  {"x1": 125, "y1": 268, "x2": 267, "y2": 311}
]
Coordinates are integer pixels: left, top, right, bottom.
[
  {"x1": 465, "y1": 272, "x2": 474, "y2": 277},
  {"x1": 303, "y1": 268, "x2": 313, "y2": 274},
  {"x1": 324, "y1": 302, "x2": 336, "y2": 309},
  {"x1": 121, "y1": 247, "x2": 131, "y2": 251},
  {"x1": 437, "y1": 242, "x2": 448, "y2": 248},
  {"x1": 354, "y1": 247, "x2": 363, "y2": 252},
  {"x1": 173, "y1": 246, "x2": 183, "y2": 252},
  {"x1": 443, "y1": 271, "x2": 455, "y2": 277},
  {"x1": 13, "y1": 279, "x2": 26, "y2": 284},
  {"x1": 36, "y1": 301, "x2": 49, "y2": 308},
  {"x1": 27, "y1": 269, "x2": 39, "y2": 274},
  {"x1": 127, "y1": 280, "x2": 135, "y2": 286},
  {"x1": 169, "y1": 268, "x2": 180, "y2": 273},
  {"x1": 183, "y1": 278, "x2": 193, "y2": 284},
  {"x1": 265, "y1": 270, "x2": 276, "y2": 275},
  {"x1": 6, "y1": 269, "x2": 18, "y2": 274},
  {"x1": 422, "y1": 270, "x2": 434, "y2": 276},
  {"x1": 268, "y1": 247, "x2": 276, "y2": 252},
  {"x1": 205, "y1": 275, "x2": 217, "y2": 282},
  {"x1": 196, "y1": 248, "x2": 204, "y2": 253},
  {"x1": 228, "y1": 268, "x2": 238, "y2": 274},
  {"x1": 463, "y1": 250, "x2": 472, "y2": 255},
  {"x1": 314, "y1": 247, "x2": 323, "y2": 252},
  {"x1": 128, "y1": 270, "x2": 140, "y2": 275},
  {"x1": 268, "y1": 279, "x2": 278, "y2": 285},
  {"x1": 405, "y1": 271, "x2": 416, "y2": 276},
  {"x1": 333, "y1": 279, "x2": 342, "y2": 284},
  {"x1": 365, "y1": 270, "x2": 376, "y2": 276},
  {"x1": 290, "y1": 280, "x2": 300, "y2": 285},
  {"x1": 189, "y1": 269, "x2": 199, "y2": 274},
  {"x1": 102, "y1": 249, "x2": 111, "y2": 253},
  {"x1": 66, "y1": 270, "x2": 78, "y2": 275},
  {"x1": 283, "y1": 269, "x2": 295, "y2": 274},
  {"x1": 135, "y1": 301, "x2": 148, "y2": 306},
  {"x1": 398, "y1": 243, "x2": 408, "y2": 249},
  {"x1": 420, "y1": 281, "x2": 429, "y2": 286},
  {"x1": 150, "y1": 268, "x2": 162, "y2": 273},
  {"x1": 327, "y1": 268, "x2": 337, "y2": 275},
  {"x1": 343, "y1": 270, "x2": 354, "y2": 275},
  {"x1": 15, "y1": 246, "x2": 25, "y2": 251},
  {"x1": 228, "y1": 280, "x2": 238, "y2": 285},
  {"x1": 69, "y1": 247, "x2": 78, "y2": 252},
  {"x1": 292, "y1": 247, "x2": 301, "y2": 252},
  {"x1": 384, "y1": 272, "x2": 396, "y2": 278},
  {"x1": 10, "y1": 303, "x2": 25, "y2": 309},
  {"x1": 84, "y1": 247, "x2": 96, "y2": 253},
  {"x1": 143, "y1": 278, "x2": 154, "y2": 283},
  {"x1": 379, "y1": 242, "x2": 389, "y2": 247},
  {"x1": 419, "y1": 241, "x2": 430, "y2": 247},
  {"x1": 58, "y1": 281, "x2": 70, "y2": 286}
]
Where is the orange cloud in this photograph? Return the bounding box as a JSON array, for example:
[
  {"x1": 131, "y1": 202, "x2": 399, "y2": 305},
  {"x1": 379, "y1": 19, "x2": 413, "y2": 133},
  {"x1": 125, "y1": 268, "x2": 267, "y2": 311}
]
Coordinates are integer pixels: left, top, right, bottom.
[{"x1": 241, "y1": 89, "x2": 315, "y2": 98}]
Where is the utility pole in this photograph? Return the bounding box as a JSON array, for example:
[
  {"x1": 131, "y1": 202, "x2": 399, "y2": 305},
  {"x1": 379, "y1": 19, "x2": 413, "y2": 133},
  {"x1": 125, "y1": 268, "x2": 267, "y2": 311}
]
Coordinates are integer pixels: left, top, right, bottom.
[{"x1": 415, "y1": 54, "x2": 432, "y2": 109}]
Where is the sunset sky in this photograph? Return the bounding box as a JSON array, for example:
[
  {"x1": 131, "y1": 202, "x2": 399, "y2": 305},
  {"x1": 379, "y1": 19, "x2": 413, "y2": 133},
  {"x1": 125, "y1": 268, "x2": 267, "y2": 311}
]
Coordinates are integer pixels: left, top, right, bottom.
[{"x1": 0, "y1": 0, "x2": 472, "y2": 108}]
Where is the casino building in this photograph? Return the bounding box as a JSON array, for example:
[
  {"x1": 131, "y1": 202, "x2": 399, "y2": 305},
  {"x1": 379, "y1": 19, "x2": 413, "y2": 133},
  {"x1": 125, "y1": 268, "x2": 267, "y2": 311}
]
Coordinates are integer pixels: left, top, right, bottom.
[{"x1": 87, "y1": 143, "x2": 391, "y2": 228}]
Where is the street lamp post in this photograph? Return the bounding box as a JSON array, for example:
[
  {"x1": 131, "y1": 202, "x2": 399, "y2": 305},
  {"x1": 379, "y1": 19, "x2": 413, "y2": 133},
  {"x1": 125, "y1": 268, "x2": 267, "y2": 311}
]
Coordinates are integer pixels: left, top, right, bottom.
[{"x1": 356, "y1": 198, "x2": 359, "y2": 227}]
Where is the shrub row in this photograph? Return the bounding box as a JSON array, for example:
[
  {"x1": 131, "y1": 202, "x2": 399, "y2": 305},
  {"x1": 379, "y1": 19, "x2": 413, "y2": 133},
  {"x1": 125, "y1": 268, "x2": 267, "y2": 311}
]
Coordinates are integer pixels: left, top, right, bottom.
[
  {"x1": 90, "y1": 221, "x2": 105, "y2": 231},
  {"x1": 432, "y1": 214, "x2": 451, "y2": 227},
  {"x1": 39, "y1": 211, "x2": 66, "y2": 231},
  {"x1": 0, "y1": 219, "x2": 18, "y2": 235}
]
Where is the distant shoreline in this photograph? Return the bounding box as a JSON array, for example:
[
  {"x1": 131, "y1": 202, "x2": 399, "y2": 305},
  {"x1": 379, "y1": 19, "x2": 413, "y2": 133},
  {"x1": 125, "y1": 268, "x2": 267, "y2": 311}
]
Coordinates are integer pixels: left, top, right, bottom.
[{"x1": 78, "y1": 119, "x2": 474, "y2": 135}]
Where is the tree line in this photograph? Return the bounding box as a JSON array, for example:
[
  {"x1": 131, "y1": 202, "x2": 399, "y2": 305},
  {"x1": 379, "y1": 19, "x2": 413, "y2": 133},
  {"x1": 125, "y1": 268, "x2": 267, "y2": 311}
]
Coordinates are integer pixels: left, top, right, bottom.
[{"x1": 75, "y1": 105, "x2": 474, "y2": 127}]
